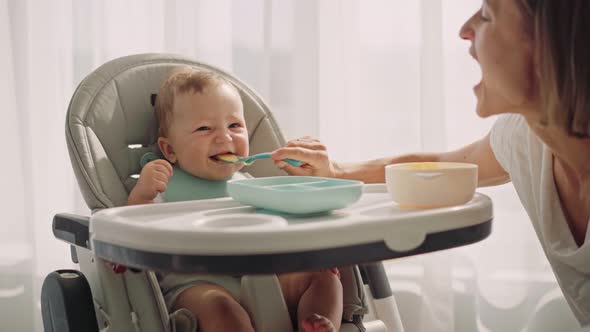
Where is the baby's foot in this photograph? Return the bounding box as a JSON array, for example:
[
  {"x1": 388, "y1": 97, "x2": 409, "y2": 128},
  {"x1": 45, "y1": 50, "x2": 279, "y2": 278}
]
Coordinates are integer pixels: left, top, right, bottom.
[{"x1": 301, "y1": 314, "x2": 336, "y2": 332}]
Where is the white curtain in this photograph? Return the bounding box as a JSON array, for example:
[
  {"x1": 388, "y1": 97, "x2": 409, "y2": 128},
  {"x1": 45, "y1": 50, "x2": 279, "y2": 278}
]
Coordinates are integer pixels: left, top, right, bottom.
[{"x1": 1, "y1": 0, "x2": 583, "y2": 331}]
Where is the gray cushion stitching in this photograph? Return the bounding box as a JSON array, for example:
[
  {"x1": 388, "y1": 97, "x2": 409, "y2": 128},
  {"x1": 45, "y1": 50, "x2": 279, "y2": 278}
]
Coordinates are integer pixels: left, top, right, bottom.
[
  {"x1": 113, "y1": 78, "x2": 132, "y2": 185},
  {"x1": 68, "y1": 123, "x2": 110, "y2": 208},
  {"x1": 248, "y1": 115, "x2": 268, "y2": 141}
]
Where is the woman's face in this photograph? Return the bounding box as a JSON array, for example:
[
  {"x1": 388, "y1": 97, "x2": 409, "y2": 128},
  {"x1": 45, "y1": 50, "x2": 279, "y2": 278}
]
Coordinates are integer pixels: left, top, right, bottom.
[{"x1": 459, "y1": 0, "x2": 537, "y2": 118}]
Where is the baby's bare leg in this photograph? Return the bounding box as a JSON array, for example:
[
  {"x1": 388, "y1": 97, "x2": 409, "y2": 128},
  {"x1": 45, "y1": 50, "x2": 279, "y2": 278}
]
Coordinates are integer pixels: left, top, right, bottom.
[
  {"x1": 173, "y1": 283, "x2": 254, "y2": 332},
  {"x1": 279, "y1": 270, "x2": 343, "y2": 332}
]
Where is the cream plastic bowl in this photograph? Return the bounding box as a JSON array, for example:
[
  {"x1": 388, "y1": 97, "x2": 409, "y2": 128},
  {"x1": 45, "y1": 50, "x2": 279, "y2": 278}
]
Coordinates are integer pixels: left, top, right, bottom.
[{"x1": 385, "y1": 162, "x2": 478, "y2": 209}]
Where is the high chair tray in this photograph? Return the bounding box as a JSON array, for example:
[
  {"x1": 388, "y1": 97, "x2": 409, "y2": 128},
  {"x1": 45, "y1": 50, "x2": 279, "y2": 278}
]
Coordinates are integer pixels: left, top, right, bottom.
[{"x1": 90, "y1": 184, "x2": 493, "y2": 274}]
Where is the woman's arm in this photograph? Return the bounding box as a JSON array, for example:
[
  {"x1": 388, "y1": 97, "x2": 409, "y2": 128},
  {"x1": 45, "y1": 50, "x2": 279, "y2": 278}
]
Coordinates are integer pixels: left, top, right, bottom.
[
  {"x1": 333, "y1": 153, "x2": 438, "y2": 183},
  {"x1": 273, "y1": 133, "x2": 510, "y2": 187},
  {"x1": 439, "y1": 132, "x2": 510, "y2": 187}
]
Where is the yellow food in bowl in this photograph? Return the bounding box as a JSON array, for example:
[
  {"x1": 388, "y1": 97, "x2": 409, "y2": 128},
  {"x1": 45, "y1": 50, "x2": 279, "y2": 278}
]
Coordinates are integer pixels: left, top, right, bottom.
[{"x1": 405, "y1": 163, "x2": 440, "y2": 170}]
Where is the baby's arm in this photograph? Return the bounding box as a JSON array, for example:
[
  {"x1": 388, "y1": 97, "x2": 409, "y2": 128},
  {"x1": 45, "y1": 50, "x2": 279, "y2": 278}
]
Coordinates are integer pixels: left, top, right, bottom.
[
  {"x1": 108, "y1": 160, "x2": 173, "y2": 273},
  {"x1": 127, "y1": 159, "x2": 173, "y2": 205}
]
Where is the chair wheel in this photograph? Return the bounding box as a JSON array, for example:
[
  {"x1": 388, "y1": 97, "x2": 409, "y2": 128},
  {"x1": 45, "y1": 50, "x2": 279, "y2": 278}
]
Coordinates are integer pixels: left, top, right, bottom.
[{"x1": 41, "y1": 269, "x2": 98, "y2": 332}]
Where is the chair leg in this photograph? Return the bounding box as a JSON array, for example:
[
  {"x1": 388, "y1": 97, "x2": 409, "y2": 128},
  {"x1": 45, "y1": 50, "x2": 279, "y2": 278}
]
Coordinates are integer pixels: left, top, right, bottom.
[{"x1": 361, "y1": 262, "x2": 405, "y2": 332}]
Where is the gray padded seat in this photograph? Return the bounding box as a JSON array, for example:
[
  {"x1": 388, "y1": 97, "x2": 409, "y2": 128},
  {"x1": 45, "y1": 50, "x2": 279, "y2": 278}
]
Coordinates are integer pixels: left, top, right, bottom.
[
  {"x1": 67, "y1": 54, "x2": 286, "y2": 209},
  {"x1": 65, "y1": 53, "x2": 368, "y2": 332}
]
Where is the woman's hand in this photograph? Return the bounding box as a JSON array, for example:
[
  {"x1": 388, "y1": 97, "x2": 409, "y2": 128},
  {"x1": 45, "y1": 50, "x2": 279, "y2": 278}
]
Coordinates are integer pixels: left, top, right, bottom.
[
  {"x1": 127, "y1": 159, "x2": 173, "y2": 205},
  {"x1": 271, "y1": 136, "x2": 338, "y2": 178}
]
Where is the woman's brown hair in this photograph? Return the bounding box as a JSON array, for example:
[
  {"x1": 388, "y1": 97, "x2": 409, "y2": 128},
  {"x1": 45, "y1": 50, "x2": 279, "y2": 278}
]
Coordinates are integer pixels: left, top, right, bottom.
[{"x1": 519, "y1": 0, "x2": 590, "y2": 137}]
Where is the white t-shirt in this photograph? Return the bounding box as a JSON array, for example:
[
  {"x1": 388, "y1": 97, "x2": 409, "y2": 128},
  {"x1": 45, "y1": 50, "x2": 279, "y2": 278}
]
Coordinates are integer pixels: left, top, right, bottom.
[{"x1": 490, "y1": 114, "x2": 590, "y2": 325}]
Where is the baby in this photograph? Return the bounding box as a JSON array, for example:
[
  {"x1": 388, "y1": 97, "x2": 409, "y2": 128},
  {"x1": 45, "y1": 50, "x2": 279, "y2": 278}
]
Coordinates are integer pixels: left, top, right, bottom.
[{"x1": 127, "y1": 67, "x2": 343, "y2": 332}]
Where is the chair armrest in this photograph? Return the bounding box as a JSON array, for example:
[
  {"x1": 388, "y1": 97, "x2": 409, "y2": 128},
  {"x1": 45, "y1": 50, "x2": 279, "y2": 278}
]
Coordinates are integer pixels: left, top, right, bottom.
[{"x1": 53, "y1": 213, "x2": 91, "y2": 249}]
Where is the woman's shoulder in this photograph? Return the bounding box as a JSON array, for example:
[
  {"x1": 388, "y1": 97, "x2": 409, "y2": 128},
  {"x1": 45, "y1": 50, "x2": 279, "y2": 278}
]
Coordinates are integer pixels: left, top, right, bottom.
[{"x1": 490, "y1": 114, "x2": 540, "y2": 173}]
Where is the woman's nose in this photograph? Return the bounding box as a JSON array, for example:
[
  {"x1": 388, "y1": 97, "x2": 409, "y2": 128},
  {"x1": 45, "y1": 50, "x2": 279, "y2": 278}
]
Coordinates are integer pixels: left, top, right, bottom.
[{"x1": 459, "y1": 13, "x2": 476, "y2": 40}]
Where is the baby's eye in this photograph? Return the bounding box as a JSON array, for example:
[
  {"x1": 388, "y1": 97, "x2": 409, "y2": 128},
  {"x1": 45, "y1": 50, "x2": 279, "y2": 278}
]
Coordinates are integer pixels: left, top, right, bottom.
[
  {"x1": 229, "y1": 123, "x2": 242, "y2": 129},
  {"x1": 194, "y1": 126, "x2": 210, "y2": 132}
]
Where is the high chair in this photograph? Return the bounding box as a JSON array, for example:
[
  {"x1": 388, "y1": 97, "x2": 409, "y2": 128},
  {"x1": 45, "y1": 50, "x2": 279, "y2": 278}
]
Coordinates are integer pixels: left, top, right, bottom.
[{"x1": 41, "y1": 53, "x2": 493, "y2": 332}]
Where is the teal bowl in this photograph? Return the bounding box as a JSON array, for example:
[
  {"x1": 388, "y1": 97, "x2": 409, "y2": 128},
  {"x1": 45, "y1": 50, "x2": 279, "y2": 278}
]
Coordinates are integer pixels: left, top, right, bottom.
[{"x1": 227, "y1": 176, "x2": 364, "y2": 214}]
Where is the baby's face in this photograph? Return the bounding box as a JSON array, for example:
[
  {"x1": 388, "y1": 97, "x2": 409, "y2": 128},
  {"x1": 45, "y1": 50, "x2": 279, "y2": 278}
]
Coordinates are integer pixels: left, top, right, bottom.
[{"x1": 160, "y1": 84, "x2": 249, "y2": 180}]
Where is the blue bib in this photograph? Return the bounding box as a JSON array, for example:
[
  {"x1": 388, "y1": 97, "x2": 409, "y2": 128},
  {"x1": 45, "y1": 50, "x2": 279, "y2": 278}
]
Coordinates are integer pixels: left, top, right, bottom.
[{"x1": 140, "y1": 152, "x2": 245, "y2": 202}]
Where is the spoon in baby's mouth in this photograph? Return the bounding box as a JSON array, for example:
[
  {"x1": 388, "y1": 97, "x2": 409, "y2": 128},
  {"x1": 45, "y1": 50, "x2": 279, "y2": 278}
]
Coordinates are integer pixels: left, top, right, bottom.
[{"x1": 214, "y1": 153, "x2": 302, "y2": 167}]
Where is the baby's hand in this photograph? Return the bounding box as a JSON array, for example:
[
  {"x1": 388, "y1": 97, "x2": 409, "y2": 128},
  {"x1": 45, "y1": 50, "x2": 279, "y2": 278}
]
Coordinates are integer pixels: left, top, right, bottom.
[{"x1": 128, "y1": 159, "x2": 173, "y2": 205}]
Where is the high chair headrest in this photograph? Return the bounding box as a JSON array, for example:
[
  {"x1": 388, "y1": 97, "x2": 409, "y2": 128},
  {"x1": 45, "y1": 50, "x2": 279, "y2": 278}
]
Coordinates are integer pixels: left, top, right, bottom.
[{"x1": 66, "y1": 53, "x2": 287, "y2": 210}]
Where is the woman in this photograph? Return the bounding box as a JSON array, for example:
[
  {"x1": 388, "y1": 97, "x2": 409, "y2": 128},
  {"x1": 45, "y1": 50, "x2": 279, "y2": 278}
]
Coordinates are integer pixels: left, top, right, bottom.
[{"x1": 271, "y1": 0, "x2": 590, "y2": 325}]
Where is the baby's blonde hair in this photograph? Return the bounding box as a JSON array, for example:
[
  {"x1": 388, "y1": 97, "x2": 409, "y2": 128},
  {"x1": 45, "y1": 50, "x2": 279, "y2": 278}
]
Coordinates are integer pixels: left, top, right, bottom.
[{"x1": 155, "y1": 67, "x2": 235, "y2": 137}]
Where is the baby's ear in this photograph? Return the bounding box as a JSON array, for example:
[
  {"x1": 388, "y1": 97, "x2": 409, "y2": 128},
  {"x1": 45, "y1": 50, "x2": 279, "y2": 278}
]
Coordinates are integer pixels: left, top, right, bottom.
[{"x1": 158, "y1": 137, "x2": 177, "y2": 163}]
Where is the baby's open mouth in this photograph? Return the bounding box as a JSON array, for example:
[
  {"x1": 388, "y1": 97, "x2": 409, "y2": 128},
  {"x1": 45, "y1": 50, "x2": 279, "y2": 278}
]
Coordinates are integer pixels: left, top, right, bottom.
[{"x1": 210, "y1": 152, "x2": 239, "y2": 164}]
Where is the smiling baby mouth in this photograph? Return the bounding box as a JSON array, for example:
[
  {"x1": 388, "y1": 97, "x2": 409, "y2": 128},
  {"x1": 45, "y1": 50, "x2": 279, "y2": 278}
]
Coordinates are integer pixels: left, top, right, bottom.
[{"x1": 210, "y1": 152, "x2": 238, "y2": 163}]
